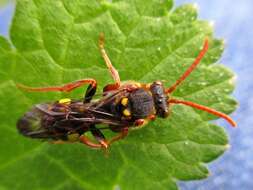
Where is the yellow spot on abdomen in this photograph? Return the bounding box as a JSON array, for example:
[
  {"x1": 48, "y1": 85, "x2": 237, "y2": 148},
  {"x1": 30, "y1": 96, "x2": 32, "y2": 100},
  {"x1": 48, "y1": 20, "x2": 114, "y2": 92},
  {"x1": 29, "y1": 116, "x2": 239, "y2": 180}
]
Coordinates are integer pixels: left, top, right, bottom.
[
  {"x1": 123, "y1": 109, "x2": 131, "y2": 117},
  {"x1": 59, "y1": 98, "x2": 71, "y2": 104},
  {"x1": 67, "y1": 133, "x2": 80, "y2": 142}
]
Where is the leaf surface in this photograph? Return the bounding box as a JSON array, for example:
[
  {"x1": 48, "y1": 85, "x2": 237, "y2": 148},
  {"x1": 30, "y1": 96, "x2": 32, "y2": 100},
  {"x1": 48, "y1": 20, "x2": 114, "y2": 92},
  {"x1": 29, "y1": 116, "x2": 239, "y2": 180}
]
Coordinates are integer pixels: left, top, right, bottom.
[{"x1": 0, "y1": 0, "x2": 237, "y2": 189}]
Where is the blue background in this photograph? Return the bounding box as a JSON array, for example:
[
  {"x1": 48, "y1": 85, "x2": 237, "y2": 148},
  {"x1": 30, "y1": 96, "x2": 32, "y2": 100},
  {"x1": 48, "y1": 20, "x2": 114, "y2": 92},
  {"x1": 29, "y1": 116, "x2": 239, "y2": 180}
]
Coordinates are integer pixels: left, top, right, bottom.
[{"x1": 0, "y1": 1, "x2": 252, "y2": 189}]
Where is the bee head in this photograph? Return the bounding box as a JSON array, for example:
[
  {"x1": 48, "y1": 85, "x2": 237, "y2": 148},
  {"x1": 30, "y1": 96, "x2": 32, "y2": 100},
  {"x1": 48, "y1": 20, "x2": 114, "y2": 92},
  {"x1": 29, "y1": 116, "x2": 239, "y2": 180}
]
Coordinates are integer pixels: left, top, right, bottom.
[{"x1": 150, "y1": 81, "x2": 169, "y2": 118}]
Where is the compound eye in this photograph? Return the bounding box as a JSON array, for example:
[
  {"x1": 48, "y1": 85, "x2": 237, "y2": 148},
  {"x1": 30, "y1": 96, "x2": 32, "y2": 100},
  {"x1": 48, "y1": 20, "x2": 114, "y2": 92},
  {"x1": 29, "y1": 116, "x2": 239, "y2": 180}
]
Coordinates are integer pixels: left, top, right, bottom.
[{"x1": 121, "y1": 97, "x2": 128, "y2": 106}]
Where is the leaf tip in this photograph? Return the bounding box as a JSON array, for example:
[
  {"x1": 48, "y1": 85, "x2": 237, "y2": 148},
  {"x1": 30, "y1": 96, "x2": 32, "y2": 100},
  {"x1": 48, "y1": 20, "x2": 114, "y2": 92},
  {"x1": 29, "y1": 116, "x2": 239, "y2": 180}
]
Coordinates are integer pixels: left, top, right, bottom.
[
  {"x1": 193, "y1": 3, "x2": 199, "y2": 11},
  {"x1": 208, "y1": 20, "x2": 215, "y2": 29},
  {"x1": 229, "y1": 75, "x2": 237, "y2": 85},
  {"x1": 225, "y1": 144, "x2": 231, "y2": 150},
  {"x1": 207, "y1": 171, "x2": 212, "y2": 177},
  {"x1": 221, "y1": 39, "x2": 226, "y2": 46}
]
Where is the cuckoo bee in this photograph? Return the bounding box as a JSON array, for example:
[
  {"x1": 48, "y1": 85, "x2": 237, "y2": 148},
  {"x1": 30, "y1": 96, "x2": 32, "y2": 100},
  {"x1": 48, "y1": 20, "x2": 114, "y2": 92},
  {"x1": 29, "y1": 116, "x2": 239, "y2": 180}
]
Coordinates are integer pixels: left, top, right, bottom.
[{"x1": 17, "y1": 34, "x2": 236, "y2": 149}]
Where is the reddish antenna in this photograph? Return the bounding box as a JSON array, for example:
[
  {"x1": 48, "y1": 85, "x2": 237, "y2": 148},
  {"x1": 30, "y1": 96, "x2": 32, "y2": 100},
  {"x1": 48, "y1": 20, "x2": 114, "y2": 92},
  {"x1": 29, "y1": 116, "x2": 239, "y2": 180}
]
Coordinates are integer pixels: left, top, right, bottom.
[
  {"x1": 166, "y1": 38, "x2": 209, "y2": 94},
  {"x1": 168, "y1": 99, "x2": 237, "y2": 127},
  {"x1": 165, "y1": 38, "x2": 236, "y2": 127}
]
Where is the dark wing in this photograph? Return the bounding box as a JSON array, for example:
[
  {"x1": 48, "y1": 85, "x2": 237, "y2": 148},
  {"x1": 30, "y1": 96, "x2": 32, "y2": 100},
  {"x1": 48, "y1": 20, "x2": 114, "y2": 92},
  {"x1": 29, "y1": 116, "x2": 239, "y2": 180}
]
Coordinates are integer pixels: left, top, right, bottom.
[
  {"x1": 94, "y1": 88, "x2": 128, "y2": 109},
  {"x1": 17, "y1": 103, "x2": 69, "y2": 139},
  {"x1": 35, "y1": 104, "x2": 67, "y2": 116},
  {"x1": 17, "y1": 90, "x2": 133, "y2": 140}
]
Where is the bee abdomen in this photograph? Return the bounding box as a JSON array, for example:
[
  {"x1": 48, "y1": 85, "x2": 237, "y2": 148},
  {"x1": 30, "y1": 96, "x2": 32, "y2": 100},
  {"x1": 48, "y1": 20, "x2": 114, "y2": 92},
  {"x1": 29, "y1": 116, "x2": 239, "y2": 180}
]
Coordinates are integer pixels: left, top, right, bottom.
[{"x1": 16, "y1": 106, "x2": 54, "y2": 138}]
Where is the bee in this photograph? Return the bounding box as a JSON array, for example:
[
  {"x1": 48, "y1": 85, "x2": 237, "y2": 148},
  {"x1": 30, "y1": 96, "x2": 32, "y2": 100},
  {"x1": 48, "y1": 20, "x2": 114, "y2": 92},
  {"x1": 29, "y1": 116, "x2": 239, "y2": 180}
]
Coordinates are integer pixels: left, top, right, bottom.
[{"x1": 17, "y1": 34, "x2": 236, "y2": 149}]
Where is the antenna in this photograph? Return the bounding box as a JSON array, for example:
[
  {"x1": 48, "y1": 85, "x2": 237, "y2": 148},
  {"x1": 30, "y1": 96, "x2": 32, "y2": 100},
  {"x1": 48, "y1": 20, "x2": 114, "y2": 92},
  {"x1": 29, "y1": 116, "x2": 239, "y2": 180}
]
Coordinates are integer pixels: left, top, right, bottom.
[
  {"x1": 168, "y1": 99, "x2": 237, "y2": 127},
  {"x1": 166, "y1": 38, "x2": 209, "y2": 94}
]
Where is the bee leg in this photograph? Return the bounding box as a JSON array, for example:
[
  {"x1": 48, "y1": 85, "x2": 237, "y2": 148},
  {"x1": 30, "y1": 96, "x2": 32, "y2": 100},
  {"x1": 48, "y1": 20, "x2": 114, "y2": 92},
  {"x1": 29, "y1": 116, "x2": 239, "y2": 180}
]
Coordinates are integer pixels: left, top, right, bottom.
[
  {"x1": 90, "y1": 125, "x2": 109, "y2": 149},
  {"x1": 84, "y1": 83, "x2": 97, "y2": 103},
  {"x1": 148, "y1": 114, "x2": 156, "y2": 120},
  {"x1": 134, "y1": 115, "x2": 156, "y2": 127},
  {"x1": 17, "y1": 79, "x2": 97, "y2": 93},
  {"x1": 98, "y1": 33, "x2": 121, "y2": 92},
  {"x1": 108, "y1": 127, "x2": 129, "y2": 145},
  {"x1": 134, "y1": 119, "x2": 145, "y2": 126},
  {"x1": 79, "y1": 135, "x2": 102, "y2": 149}
]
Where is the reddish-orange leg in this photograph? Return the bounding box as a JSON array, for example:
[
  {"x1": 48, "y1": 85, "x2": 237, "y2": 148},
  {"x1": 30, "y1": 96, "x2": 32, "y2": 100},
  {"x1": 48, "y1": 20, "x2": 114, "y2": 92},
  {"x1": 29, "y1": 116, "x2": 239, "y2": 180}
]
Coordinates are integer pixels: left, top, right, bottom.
[
  {"x1": 107, "y1": 128, "x2": 129, "y2": 146},
  {"x1": 79, "y1": 125, "x2": 109, "y2": 149},
  {"x1": 79, "y1": 135, "x2": 103, "y2": 149},
  {"x1": 99, "y1": 33, "x2": 121, "y2": 92},
  {"x1": 17, "y1": 33, "x2": 121, "y2": 94},
  {"x1": 17, "y1": 79, "x2": 96, "y2": 93},
  {"x1": 134, "y1": 115, "x2": 156, "y2": 126},
  {"x1": 165, "y1": 38, "x2": 236, "y2": 127},
  {"x1": 90, "y1": 125, "x2": 109, "y2": 148},
  {"x1": 79, "y1": 127, "x2": 129, "y2": 149}
]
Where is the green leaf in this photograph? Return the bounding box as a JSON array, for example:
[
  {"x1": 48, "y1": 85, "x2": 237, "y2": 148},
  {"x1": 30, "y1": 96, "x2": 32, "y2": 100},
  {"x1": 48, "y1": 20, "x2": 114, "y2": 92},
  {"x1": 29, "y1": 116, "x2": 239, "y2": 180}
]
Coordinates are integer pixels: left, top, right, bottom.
[{"x1": 0, "y1": 0, "x2": 237, "y2": 189}]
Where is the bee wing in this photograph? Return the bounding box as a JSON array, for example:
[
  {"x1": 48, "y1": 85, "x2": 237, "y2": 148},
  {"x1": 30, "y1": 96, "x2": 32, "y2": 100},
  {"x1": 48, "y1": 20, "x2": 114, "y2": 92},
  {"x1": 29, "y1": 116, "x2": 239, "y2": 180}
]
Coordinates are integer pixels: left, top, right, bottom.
[
  {"x1": 67, "y1": 117, "x2": 122, "y2": 126},
  {"x1": 22, "y1": 129, "x2": 62, "y2": 139},
  {"x1": 35, "y1": 103, "x2": 66, "y2": 116},
  {"x1": 17, "y1": 103, "x2": 67, "y2": 138},
  {"x1": 94, "y1": 88, "x2": 128, "y2": 109}
]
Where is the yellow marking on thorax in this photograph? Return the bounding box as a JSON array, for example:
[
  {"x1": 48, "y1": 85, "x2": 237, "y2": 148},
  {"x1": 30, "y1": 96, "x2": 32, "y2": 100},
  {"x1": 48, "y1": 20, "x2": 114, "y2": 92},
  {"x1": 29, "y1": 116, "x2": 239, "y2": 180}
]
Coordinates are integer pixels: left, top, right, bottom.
[
  {"x1": 59, "y1": 98, "x2": 71, "y2": 104},
  {"x1": 121, "y1": 97, "x2": 128, "y2": 106}
]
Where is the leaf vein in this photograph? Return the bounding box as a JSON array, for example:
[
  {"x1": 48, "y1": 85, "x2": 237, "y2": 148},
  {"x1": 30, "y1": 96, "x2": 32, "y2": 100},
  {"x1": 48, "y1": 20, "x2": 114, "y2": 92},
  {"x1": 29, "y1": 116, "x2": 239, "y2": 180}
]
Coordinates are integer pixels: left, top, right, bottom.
[
  {"x1": 140, "y1": 32, "x2": 205, "y2": 81},
  {"x1": 0, "y1": 144, "x2": 45, "y2": 171},
  {"x1": 44, "y1": 153, "x2": 95, "y2": 190}
]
